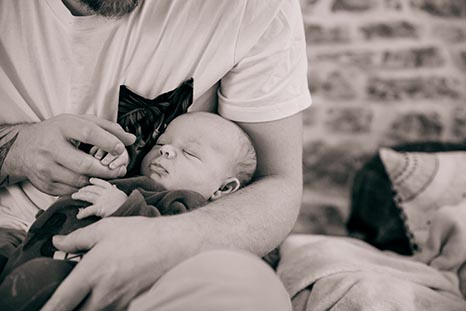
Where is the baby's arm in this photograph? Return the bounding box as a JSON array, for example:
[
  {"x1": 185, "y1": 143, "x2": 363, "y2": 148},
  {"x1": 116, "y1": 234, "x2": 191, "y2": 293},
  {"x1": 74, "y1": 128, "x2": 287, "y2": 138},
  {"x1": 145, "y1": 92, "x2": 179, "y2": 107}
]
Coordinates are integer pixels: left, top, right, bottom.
[{"x1": 71, "y1": 178, "x2": 128, "y2": 218}]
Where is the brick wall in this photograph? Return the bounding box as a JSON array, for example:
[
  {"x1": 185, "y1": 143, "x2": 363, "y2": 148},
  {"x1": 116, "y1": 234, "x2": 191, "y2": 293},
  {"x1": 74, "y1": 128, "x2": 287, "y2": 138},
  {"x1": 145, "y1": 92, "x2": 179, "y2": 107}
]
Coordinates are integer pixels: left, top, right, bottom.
[{"x1": 295, "y1": 0, "x2": 466, "y2": 235}]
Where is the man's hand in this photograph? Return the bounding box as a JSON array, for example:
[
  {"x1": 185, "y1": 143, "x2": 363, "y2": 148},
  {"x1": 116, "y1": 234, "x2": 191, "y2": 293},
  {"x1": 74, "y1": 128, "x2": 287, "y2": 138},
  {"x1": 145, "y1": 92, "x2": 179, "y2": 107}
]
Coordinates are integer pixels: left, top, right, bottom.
[
  {"x1": 3, "y1": 114, "x2": 135, "y2": 195},
  {"x1": 41, "y1": 216, "x2": 200, "y2": 311},
  {"x1": 72, "y1": 178, "x2": 128, "y2": 218}
]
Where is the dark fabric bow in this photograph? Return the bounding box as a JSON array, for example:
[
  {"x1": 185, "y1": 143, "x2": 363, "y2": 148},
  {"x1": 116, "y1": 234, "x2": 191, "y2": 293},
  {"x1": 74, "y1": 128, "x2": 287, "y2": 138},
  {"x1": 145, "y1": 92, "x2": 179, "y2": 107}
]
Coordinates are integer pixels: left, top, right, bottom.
[
  {"x1": 79, "y1": 78, "x2": 194, "y2": 176},
  {"x1": 118, "y1": 78, "x2": 193, "y2": 176}
]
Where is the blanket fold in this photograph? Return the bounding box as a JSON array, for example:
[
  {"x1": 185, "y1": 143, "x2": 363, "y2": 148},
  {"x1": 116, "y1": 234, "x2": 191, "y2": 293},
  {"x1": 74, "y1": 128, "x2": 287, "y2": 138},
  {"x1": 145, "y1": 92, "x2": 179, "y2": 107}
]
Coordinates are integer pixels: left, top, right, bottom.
[{"x1": 277, "y1": 234, "x2": 466, "y2": 311}]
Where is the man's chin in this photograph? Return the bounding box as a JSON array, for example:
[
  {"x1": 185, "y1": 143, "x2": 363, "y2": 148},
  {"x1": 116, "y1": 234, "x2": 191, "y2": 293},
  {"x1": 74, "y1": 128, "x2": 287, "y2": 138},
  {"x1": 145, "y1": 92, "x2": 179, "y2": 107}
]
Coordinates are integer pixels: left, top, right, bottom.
[{"x1": 78, "y1": 0, "x2": 140, "y2": 17}]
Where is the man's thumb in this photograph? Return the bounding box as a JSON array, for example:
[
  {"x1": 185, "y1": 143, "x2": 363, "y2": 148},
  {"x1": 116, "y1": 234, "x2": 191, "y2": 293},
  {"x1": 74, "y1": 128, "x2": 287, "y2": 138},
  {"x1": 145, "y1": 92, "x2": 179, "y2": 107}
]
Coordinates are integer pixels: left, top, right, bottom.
[{"x1": 52, "y1": 225, "x2": 98, "y2": 253}]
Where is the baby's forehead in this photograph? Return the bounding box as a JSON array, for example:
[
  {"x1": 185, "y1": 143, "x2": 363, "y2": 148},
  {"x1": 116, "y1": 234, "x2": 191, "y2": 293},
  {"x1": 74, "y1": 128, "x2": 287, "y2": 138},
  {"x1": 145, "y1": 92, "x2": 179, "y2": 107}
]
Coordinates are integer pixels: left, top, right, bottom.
[{"x1": 165, "y1": 113, "x2": 241, "y2": 144}]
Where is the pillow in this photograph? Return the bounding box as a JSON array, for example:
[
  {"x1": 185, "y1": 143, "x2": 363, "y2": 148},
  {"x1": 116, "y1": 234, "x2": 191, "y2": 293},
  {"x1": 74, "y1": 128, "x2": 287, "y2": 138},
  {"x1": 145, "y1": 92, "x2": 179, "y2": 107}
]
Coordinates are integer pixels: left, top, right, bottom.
[{"x1": 379, "y1": 148, "x2": 466, "y2": 253}]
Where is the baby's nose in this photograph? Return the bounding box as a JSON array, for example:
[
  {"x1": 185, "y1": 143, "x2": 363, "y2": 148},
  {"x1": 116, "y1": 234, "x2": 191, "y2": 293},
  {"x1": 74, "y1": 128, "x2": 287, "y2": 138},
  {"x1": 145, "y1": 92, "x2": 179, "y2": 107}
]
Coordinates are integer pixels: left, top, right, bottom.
[{"x1": 159, "y1": 145, "x2": 176, "y2": 159}]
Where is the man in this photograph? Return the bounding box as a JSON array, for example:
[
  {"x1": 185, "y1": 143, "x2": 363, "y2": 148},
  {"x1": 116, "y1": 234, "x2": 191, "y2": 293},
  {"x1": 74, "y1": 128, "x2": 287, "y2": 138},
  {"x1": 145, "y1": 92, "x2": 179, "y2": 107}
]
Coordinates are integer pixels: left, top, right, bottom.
[{"x1": 0, "y1": 0, "x2": 311, "y2": 309}]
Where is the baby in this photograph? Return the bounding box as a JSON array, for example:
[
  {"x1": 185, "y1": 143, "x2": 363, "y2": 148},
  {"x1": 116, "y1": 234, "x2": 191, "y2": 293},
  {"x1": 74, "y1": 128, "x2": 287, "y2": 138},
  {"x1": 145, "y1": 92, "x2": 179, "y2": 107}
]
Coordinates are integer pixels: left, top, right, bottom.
[
  {"x1": 73, "y1": 111, "x2": 257, "y2": 219},
  {"x1": 0, "y1": 111, "x2": 257, "y2": 311}
]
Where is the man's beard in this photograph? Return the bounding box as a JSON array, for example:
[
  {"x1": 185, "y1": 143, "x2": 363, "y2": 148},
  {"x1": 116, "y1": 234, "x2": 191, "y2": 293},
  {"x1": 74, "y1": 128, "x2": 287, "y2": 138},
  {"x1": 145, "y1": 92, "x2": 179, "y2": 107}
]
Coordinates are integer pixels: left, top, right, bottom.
[{"x1": 78, "y1": 0, "x2": 140, "y2": 17}]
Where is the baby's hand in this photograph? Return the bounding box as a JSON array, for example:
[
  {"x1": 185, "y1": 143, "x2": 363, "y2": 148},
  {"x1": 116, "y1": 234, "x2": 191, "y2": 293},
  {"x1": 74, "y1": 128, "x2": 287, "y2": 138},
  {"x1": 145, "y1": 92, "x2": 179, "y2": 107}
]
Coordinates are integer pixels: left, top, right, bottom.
[
  {"x1": 72, "y1": 178, "x2": 128, "y2": 218},
  {"x1": 90, "y1": 146, "x2": 129, "y2": 171}
]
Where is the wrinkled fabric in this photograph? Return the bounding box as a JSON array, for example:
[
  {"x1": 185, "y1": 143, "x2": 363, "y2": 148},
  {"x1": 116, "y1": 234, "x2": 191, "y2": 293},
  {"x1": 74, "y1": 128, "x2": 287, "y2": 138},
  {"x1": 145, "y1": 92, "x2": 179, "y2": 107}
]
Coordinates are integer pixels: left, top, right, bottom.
[{"x1": 278, "y1": 235, "x2": 466, "y2": 311}]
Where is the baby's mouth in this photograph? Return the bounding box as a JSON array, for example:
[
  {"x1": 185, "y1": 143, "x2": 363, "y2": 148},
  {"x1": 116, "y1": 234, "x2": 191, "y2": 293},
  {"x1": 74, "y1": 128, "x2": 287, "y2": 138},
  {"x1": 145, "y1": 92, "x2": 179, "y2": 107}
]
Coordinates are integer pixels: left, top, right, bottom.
[{"x1": 150, "y1": 162, "x2": 169, "y2": 176}]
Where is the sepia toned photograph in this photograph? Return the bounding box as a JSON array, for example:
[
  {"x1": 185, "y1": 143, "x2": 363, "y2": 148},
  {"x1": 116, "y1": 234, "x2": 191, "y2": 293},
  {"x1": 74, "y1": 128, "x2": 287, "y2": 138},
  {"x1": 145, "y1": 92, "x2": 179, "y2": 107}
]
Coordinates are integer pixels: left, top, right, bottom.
[{"x1": 1, "y1": 0, "x2": 466, "y2": 310}]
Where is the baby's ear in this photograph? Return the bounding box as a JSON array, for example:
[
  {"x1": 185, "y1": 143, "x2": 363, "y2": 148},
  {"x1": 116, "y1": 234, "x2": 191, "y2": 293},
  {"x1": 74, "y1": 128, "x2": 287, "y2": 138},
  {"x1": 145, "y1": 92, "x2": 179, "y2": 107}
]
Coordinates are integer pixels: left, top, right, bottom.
[{"x1": 209, "y1": 177, "x2": 240, "y2": 201}]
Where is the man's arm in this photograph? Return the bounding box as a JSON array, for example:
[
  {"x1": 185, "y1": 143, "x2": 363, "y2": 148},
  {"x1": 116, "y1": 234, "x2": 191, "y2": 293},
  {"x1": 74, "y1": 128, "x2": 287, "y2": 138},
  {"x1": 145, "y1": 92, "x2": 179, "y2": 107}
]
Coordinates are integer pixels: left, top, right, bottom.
[
  {"x1": 0, "y1": 114, "x2": 136, "y2": 195},
  {"x1": 42, "y1": 112, "x2": 304, "y2": 310},
  {"x1": 190, "y1": 112, "x2": 304, "y2": 255}
]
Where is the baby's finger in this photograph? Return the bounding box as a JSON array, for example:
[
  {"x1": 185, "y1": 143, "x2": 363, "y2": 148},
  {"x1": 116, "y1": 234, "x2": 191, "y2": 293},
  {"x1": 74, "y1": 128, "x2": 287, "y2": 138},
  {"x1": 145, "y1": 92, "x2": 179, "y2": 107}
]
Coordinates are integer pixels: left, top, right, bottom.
[
  {"x1": 90, "y1": 146, "x2": 98, "y2": 157},
  {"x1": 76, "y1": 205, "x2": 99, "y2": 219},
  {"x1": 94, "y1": 148, "x2": 106, "y2": 161},
  {"x1": 89, "y1": 178, "x2": 114, "y2": 189},
  {"x1": 72, "y1": 191, "x2": 100, "y2": 203},
  {"x1": 109, "y1": 156, "x2": 128, "y2": 170},
  {"x1": 101, "y1": 153, "x2": 117, "y2": 166},
  {"x1": 76, "y1": 184, "x2": 105, "y2": 194}
]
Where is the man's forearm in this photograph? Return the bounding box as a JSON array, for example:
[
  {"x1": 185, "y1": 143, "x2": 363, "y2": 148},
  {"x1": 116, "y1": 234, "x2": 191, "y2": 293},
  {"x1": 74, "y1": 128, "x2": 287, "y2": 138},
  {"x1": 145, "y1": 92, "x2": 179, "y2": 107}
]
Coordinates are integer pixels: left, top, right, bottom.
[
  {"x1": 0, "y1": 124, "x2": 29, "y2": 188},
  {"x1": 174, "y1": 174, "x2": 302, "y2": 257},
  {"x1": 168, "y1": 113, "x2": 305, "y2": 257}
]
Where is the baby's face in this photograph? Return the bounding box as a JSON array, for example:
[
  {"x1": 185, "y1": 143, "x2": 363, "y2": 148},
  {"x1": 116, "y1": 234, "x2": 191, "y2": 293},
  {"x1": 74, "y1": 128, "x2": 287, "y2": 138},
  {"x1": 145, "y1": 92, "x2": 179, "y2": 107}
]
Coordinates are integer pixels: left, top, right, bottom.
[{"x1": 140, "y1": 113, "x2": 239, "y2": 199}]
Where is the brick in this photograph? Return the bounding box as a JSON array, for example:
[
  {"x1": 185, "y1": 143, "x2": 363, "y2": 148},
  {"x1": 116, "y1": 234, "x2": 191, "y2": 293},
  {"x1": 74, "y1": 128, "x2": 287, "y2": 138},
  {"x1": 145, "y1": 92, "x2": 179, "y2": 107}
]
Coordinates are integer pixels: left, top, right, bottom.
[
  {"x1": 461, "y1": 50, "x2": 466, "y2": 67},
  {"x1": 383, "y1": 0, "x2": 404, "y2": 10},
  {"x1": 304, "y1": 23, "x2": 351, "y2": 44},
  {"x1": 432, "y1": 24, "x2": 466, "y2": 43},
  {"x1": 381, "y1": 47, "x2": 445, "y2": 69},
  {"x1": 411, "y1": 0, "x2": 466, "y2": 17},
  {"x1": 332, "y1": 0, "x2": 374, "y2": 11},
  {"x1": 367, "y1": 76, "x2": 462, "y2": 100},
  {"x1": 314, "y1": 50, "x2": 377, "y2": 68},
  {"x1": 325, "y1": 107, "x2": 373, "y2": 133},
  {"x1": 300, "y1": 0, "x2": 321, "y2": 9},
  {"x1": 452, "y1": 107, "x2": 466, "y2": 138},
  {"x1": 313, "y1": 47, "x2": 445, "y2": 69},
  {"x1": 319, "y1": 71, "x2": 358, "y2": 100},
  {"x1": 360, "y1": 21, "x2": 419, "y2": 40},
  {"x1": 386, "y1": 111, "x2": 443, "y2": 142},
  {"x1": 450, "y1": 49, "x2": 466, "y2": 70}
]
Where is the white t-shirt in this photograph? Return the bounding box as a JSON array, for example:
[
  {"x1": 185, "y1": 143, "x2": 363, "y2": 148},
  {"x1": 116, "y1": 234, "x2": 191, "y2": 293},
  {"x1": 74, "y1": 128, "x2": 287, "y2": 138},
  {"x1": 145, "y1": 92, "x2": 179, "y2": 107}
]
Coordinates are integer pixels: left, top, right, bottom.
[{"x1": 0, "y1": 0, "x2": 311, "y2": 231}]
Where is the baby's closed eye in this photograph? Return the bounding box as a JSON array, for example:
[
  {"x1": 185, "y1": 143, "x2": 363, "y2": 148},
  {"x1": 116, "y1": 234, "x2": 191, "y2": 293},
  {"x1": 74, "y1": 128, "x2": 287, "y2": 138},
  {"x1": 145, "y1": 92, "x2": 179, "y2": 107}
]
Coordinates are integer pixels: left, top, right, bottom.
[{"x1": 183, "y1": 149, "x2": 195, "y2": 157}]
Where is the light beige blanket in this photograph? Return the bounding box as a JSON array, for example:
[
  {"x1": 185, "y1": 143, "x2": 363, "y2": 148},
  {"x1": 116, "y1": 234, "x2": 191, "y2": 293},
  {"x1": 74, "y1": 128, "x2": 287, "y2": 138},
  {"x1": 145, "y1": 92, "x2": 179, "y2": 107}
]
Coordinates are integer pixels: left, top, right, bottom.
[{"x1": 277, "y1": 234, "x2": 466, "y2": 311}]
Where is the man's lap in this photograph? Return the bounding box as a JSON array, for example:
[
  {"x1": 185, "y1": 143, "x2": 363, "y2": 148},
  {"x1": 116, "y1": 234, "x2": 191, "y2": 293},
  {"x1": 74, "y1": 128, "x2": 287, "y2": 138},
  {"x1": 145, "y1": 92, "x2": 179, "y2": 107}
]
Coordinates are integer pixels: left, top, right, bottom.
[{"x1": 129, "y1": 249, "x2": 292, "y2": 311}]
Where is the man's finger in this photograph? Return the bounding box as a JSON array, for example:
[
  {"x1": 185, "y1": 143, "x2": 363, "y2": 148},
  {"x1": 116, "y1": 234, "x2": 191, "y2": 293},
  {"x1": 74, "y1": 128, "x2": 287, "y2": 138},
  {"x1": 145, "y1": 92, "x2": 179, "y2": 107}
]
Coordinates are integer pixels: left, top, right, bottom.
[
  {"x1": 62, "y1": 121, "x2": 127, "y2": 156},
  {"x1": 94, "y1": 148, "x2": 106, "y2": 160},
  {"x1": 30, "y1": 172, "x2": 79, "y2": 196},
  {"x1": 51, "y1": 165, "x2": 90, "y2": 189},
  {"x1": 101, "y1": 153, "x2": 117, "y2": 166},
  {"x1": 53, "y1": 224, "x2": 100, "y2": 253},
  {"x1": 80, "y1": 115, "x2": 137, "y2": 146},
  {"x1": 49, "y1": 182, "x2": 79, "y2": 196}
]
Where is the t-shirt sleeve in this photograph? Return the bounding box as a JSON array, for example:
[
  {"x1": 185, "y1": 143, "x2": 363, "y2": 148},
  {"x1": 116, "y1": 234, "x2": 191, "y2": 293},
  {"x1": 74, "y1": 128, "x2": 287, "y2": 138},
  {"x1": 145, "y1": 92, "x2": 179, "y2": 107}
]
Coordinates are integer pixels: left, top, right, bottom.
[{"x1": 218, "y1": 0, "x2": 311, "y2": 123}]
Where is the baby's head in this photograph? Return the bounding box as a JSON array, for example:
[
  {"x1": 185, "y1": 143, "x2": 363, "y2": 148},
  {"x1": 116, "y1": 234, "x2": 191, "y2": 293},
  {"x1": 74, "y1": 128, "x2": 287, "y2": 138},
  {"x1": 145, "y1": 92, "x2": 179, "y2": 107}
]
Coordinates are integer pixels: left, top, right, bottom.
[{"x1": 140, "y1": 112, "x2": 257, "y2": 200}]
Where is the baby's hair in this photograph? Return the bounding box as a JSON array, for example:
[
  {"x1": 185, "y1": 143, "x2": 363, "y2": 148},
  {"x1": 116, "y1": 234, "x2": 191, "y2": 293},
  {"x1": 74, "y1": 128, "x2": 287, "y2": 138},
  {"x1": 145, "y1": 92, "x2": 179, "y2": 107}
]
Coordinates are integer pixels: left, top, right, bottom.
[{"x1": 180, "y1": 112, "x2": 257, "y2": 186}]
